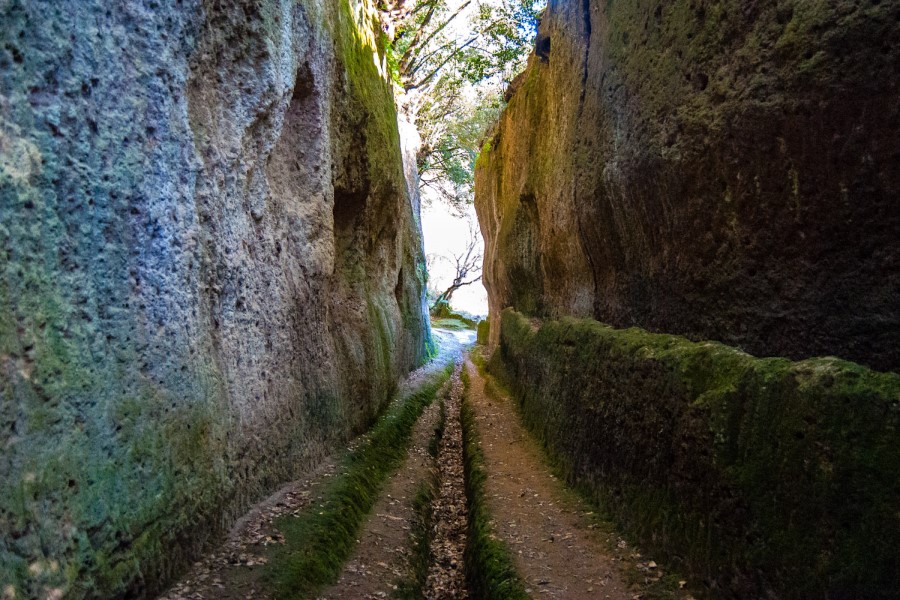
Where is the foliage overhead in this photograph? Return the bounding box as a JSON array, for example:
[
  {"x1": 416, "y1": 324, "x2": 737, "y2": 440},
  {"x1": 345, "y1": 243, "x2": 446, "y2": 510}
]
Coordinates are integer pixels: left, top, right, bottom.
[
  {"x1": 418, "y1": 94, "x2": 503, "y2": 210},
  {"x1": 381, "y1": 0, "x2": 542, "y2": 210}
]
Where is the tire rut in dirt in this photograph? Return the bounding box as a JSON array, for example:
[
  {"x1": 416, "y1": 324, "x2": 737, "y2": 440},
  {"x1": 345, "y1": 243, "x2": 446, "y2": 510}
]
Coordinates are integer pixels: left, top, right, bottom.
[
  {"x1": 424, "y1": 363, "x2": 469, "y2": 600},
  {"x1": 463, "y1": 357, "x2": 635, "y2": 599}
]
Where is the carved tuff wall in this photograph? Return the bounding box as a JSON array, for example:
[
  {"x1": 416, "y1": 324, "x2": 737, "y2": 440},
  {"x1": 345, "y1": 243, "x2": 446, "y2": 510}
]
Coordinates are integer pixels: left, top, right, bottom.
[
  {"x1": 476, "y1": 0, "x2": 900, "y2": 371},
  {"x1": 476, "y1": 1, "x2": 900, "y2": 596},
  {"x1": 0, "y1": 0, "x2": 430, "y2": 596}
]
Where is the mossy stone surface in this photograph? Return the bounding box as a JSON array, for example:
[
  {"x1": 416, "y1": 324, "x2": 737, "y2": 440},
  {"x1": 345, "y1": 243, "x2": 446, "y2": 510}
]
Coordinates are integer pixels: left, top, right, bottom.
[
  {"x1": 476, "y1": 318, "x2": 490, "y2": 345},
  {"x1": 0, "y1": 0, "x2": 429, "y2": 596},
  {"x1": 475, "y1": 0, "x2": 900, "y2": 370},
  {"x1": 493, "y1": 309, "x2": 900, "y2": 598}
]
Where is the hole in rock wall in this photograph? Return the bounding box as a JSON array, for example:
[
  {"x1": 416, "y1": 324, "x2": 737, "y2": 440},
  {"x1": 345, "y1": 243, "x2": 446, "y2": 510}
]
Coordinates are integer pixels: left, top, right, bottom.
[
  {"x1": 333, "y1": 185, "x2": 368, "y2": 260},
  {"x1": 507, "y1": 193, "x2": 544, "y2": 315},
  {"x1": 330, "y1": 99, "x2": 371, "y2": 269},
  {"x1": 536, "y1": 34, "x2": 551, "y2": 61},
  {"x1": 395, "y1": 266, "x2": 405, "y2": 304}
]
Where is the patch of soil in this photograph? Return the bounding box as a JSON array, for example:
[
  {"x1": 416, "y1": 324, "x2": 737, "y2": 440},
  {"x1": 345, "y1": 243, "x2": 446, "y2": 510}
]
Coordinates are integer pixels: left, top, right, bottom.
[
  {"x1": 464, "y1": 358, "x2": 636, "y2": 600},
  {"x1": 423, "y1": 363, "x2": 468, "y2": 600}
]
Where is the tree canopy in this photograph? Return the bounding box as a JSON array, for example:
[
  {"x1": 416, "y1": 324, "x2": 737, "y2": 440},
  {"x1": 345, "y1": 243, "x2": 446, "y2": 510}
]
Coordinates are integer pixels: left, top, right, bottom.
[{"x1": 381, "y1": 0, "x2": 542, "y2": 210}]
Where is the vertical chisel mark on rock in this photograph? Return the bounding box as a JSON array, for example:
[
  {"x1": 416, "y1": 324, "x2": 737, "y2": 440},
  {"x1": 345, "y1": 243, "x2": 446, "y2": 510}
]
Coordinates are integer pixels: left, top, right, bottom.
[
  {"x1": 573, "y1": 0, "x2": 600, "y2": 316},
  {"x1": 580, "y1": 0, "x2": 592, "y2": 92}
]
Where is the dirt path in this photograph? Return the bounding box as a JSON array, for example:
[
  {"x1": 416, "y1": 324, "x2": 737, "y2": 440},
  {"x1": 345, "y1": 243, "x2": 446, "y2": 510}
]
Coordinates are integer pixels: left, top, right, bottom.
[
  {"x1": 321, "y1": 335, "x2": 472, "y2": 600},
  {"x1": 158, "y1": 329, "x2": 470, "y2": 600},
  {"x1": 317, "y1": 386, "x2": 444, "y2": 600},
  {"x1": 463, "y1": 358, "x2": 634, "y2": 600},
  {"x1": 423, "y1": 363, "x2": 468, "y2": 600},
  {"x1": 159, "y1": 458, "x2": 340, "y2": 599}
]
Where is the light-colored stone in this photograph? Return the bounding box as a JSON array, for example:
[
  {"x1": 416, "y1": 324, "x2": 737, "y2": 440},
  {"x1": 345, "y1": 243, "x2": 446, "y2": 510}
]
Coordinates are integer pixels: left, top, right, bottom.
[{"x1": 0, "y1": 0, "x2": 429, "y2": 596}]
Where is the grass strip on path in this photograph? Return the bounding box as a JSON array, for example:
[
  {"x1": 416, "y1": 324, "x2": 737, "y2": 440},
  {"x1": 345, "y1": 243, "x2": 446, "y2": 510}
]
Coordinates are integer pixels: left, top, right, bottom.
[
  {"x1": 460, "y1": 363, "x2": 530, "y2": 600},
  {"x1": 266, "y1": 365, "x2": 453, "y2": 599},
  {"x1": 431, "y1": 317, "x2": 476, "y2": 331}
]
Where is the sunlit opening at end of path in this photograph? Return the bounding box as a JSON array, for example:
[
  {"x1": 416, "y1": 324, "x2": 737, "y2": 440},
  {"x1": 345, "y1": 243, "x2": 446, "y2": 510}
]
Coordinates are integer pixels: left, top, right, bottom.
[{"x1": 422, "y1": 200, "x2": 489, "y2": 317}]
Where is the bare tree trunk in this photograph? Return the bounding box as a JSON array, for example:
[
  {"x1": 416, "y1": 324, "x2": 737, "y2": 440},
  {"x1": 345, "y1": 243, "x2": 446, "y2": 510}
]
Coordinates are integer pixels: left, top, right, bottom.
[{"x1": 429, "y1": 220, "x2": 482, "y2": 312}]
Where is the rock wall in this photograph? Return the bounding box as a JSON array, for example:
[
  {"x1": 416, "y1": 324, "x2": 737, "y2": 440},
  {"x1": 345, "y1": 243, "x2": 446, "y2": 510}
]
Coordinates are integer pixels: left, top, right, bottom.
[
  {"x1": 492, "y1": 309, "x2": 900, "y2": 598},
  {"x1": 476, "y1": 0, "x2": 900, "y2": 371},
  {"x1": 0, "y1": 0, "x2": 430, "y2": 597}
]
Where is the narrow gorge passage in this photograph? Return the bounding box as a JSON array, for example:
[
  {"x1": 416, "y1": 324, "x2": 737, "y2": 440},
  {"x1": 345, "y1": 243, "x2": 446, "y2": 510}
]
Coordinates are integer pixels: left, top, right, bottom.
[
  {"x1": 160, "y1": 335, "x2": 681, "y2": 600},
  {"x1": 3, "y1": 1, "x2": 898, "y2": 599}
]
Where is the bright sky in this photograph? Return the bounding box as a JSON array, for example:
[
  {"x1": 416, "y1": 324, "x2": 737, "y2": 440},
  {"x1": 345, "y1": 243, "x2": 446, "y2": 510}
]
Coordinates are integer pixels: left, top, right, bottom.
[
  {"x1": 416, "y1": 0, "x2": 541, "y2": 318},
  {"x1": 421, "y1": 199, "x2": 488, "y2": 317}
]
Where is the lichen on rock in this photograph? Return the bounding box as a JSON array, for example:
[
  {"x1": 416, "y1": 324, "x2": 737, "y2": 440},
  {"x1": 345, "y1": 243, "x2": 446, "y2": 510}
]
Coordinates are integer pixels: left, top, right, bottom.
[
  {"x1": 0, "y1": 0, "x2": 429, "y2": 596},
  {"x1": 475, "y1": 0, "x2": 900, "y2": 371}
]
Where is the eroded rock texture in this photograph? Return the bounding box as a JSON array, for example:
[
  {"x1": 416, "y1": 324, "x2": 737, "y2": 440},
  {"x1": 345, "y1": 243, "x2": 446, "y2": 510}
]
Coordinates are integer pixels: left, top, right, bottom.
[
  {"x1": 494, "y1": 308, "x2": 900, "y2": 598},
  {"x1": 0, "y1": 0, "x2": 430, "y2": 596},
  {"x1": 476, "y1": 0, "x2": 900, "y2": 371}
]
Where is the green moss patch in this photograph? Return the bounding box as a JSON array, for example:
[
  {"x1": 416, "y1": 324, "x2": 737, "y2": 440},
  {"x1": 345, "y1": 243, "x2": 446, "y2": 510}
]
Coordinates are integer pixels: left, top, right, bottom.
[
  {"x1": 332, "y1": 0, "x2": 403, "y2": 189},
  {"x1": 460, "y1": 365, "x2": 529, "y2": 600},
  {"x1": 266, "y1": 366, "x2": 452, "y2": 599},
  {"x1": 430, "y1": 302, "x2": 479, "y2": 329},
  {"x1": 431, "y1": 317, "x2": 477, "y2": 331},
  {"x1": 476, "y1": 318, "x2": 490, "y2": 345},
  {"x1": 491, "y1": 309, "x2": 900, "y2": 599}
]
